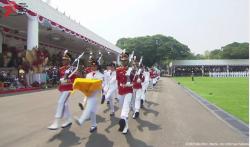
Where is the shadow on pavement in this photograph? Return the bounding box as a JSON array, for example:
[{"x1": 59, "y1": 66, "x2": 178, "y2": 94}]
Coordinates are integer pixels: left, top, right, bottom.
[
  {"x1": 47, "y1": 126, "x2": 83, "y2": 147},
  {"x1": 135, "y1": 117, "x2": 161, "y2": 132},
  {"x1": 142, "y1": 106, "x2": 159, "y2": 117},
  {"x1": 103, "y1": 105, "x2": 119, "y2": 114},
  {"x1": 125, "y1": 131, "x2": 153, "y2": 147},
  {"x1": 96, "y1": 114, "x2": 106, "y2": 123},
  {"x1": 85, "y1": 132, "x2": 114, "y2": 147},
  {"x1": 105, "y1": 116, "x2": 120, "y2": 133},
  {"x1": 145, "y1": 100, "x2": 159, "y2": 107}
]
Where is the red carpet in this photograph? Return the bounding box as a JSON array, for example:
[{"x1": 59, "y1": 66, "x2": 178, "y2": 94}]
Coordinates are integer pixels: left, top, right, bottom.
[{"x1": 0, "y1": 87, "x2": 41, "y2": 95}]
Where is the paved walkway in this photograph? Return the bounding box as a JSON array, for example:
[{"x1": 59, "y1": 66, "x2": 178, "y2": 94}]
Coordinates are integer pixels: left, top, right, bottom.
[{"x1": 0, "y1": 78, "x2": 248, "y2": 147}]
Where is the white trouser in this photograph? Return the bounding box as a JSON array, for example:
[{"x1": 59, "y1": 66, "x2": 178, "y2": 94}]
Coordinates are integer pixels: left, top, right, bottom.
[
  {"x1": 105, "y1": 86, "x2": 117, "y2": 113},
  {"x1": 141, "y1": 82, "x2": 149, "y2": 101},
  {"x1": 55, "y1": 91, "x2": 71, "y2": 119},
  {"x1": 119, "y1": 93, "x2": 133, "y2": 119},
  {"x1": 149, "y1": 79, "x2": 153, "y2": 88},
  {"x1": 153, "y1": 78, "x2": 157, "y2": 85},
  {"x1": 78, "y1": 91, "x2": 100, "y2": 127},
  {"x1": 132, "y1": 89, "x2": 143, "y2": 112}
]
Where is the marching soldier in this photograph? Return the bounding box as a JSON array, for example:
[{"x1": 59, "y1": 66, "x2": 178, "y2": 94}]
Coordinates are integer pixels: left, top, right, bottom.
[
  {"x1": 116, "y1": 51, "x2": 134, "y2": 134},
  {"x1": 104, "y1": 63, "x2": 117, "y2": 116},
  {"x1": 74, "y1": 57, "x2": 104, "y2": 133},
  {"x1": 141, "y1": 66, "x2": 150, "y2": 108},
  {"x1": 48, "y1": 51, "x2": 78, "y2": 130},
  {"x1": 132, "y1": 58, "x2": 145, "y2": 119}
]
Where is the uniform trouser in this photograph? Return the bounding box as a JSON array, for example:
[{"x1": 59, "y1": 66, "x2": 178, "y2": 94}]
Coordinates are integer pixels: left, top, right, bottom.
[
  {"x1": 141, "y1": 82, "x2": 149, "y2": 101},
  {"x1": 105, "y1": 86, "x2": 117, "y2": 113},
  {"x1": 132, "y1": 89, "x2": 143, "y2": 112},
  {"x1": 78, "y1": 91, "x2": 99, "y2": 127},
  {"x1": 119, "y1": 93, "x2": 133, "y2": 119},
  {"x1": 153, "y1": 78, "x2": 157, "y2": 85},
  {"x1": 55, "y1": 91, "x2": 71, "y2": 119}
]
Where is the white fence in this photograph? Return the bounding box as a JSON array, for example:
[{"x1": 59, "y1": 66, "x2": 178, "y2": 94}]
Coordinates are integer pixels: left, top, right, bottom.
[{"x1": 209, "y1": 72, "x2": 249, "y2": 78}]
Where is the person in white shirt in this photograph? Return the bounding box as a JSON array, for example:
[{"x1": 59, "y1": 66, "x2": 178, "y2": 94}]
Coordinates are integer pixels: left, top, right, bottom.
[
  {"x1": 74, "y1": 58, "x2": 104, "y2": 133},
  {"x1": 141, "y1": 67, "x2": 150, "y2": 108},
  {"x1": 103, "y1": 65, "x2": 111, "y2": 104},
  {"x1": 104, "y1": 63, "x2": 118, "y2": 116}
]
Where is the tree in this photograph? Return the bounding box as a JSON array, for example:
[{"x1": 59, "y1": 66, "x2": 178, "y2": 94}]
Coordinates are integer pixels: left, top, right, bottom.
[
  {"x1": 209, "y1": 49, "x2": 222, "y2": 59},
  {"x1": 221, "y1": 42, "x2": 249, "y2": 59},
  {"x1": 116, "y1": 34, "x2": 192, "y2": 67}
]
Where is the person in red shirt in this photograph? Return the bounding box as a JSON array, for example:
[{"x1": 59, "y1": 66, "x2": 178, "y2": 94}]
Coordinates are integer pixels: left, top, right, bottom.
[
  {"x1": 132, "y1": 59, "x2": 145, "y2": 119},
  {"x1": 149, "y1": 67, "x2": 157, "y2": 88},
  {"x1": 48, "y1": 51, "x2": 78, "y2": 130},
  {"x1": 116, "y1": 51, "x2": 134, "y2": 134}
]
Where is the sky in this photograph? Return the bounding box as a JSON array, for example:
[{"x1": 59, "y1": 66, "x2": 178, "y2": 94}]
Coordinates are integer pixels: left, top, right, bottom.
[{"x1": 46, "y1": 0, "x2": 249, "y2": 54}]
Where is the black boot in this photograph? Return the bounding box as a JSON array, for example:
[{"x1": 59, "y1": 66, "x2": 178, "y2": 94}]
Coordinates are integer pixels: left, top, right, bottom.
[
  {"x1": 78, "y1": 102, "x2": 84, "y2": 110},
  {"x1": 118, "y1": 119, "x2": 125, "y2": 132},
  {"x1": 101, "y1": 95, "x2": 105, "y2": 104},
  {"x1": 90, "y1": 126, "x2": 97, "y2": 133},
  {"x1": 140, "y1": 99, "x2": 144, "y2": 108}
]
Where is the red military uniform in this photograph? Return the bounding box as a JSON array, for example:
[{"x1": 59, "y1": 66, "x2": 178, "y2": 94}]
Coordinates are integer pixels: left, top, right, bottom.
[
  {"x1": 84, "y1": 67, "x2": 92, "y2": 74},
  {"x1": 133, "y1": 73, "x2": 145, "y2": 89},
  {"x1": 58, "y1": 66, "x2": 78, "y2": 92},
  {"x1": 149, "y1": 69, "x2": 155, "y2": 79},
  {"x1": 116, "y1": 66, "x2": 134, "y2": 95}
]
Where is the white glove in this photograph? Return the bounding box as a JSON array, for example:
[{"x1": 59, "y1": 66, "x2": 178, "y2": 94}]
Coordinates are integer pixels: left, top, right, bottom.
[
  {"x1": 65, "y1": 69, "x2": 71, "y2": 74},
  {"x1": 60, "y1": 78, "x2": 67, "y2": 84},
  {"x1": 137, "y1": 78, "x2": 141, "y2": 83}
]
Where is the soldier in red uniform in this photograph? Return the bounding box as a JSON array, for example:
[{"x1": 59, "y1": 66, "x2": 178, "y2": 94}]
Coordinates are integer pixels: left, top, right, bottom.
[
  {"x1": 132, "y1": 59, "x2": 145, "y2": 119},
  {"x1": 116, "y1": 51, "x2": 134, "y2": 134},
  {"x1": 149, "y1": 67, "x2": 156, "y2": 88},
  {"x1": 48, "y1": 51, "x2": 78, "y2": 130}
]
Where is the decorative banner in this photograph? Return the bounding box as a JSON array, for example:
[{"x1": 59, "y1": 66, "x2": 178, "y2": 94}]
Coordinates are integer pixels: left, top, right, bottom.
[
  {"x1": 26, "y1": 9, "x2": 37, "y2": 16},
  {"x1": 38, "y1": 16, "x2": 45, "y2": 23},
  {"x1": 0, "y1": 0, "x2": 17, "y2": 17},
  {"x1": 0, "y1": 0, "x2": 113, "y2": 52}
]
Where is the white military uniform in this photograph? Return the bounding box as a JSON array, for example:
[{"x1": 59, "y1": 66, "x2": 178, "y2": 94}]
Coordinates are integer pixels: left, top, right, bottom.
[
  {"x1": 141, "y1": 71, "x2": 150, "y2": 102},
  {"x1": 76, "y1": 70, "x2": 104, "y2": 128},
  {"x1": 105, "y1": 70, "x2": 117, "y2": 114}
]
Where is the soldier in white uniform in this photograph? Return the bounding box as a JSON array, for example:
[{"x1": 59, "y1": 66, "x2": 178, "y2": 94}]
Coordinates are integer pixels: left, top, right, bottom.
[
  {"x1": 74, "y1": 58, "x2": 104, "y2": 133},
  {"x1": 141, "y1": 67, "x2": 150, "y2": 108},
  {"x1": 104, "y1": 63, "x2": 118, "y2": 116}
]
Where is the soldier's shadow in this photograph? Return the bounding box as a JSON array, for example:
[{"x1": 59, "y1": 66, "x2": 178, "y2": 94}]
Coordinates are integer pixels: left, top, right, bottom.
[
  {"x1": 105, "y1": 116, "x2": 120, "y2": 133},
  {"x1": 85, "y1": 132, "x2": 114, "y2": 147},
  {"x1": 96, "y1": 114, "x2": 106, "y2": 123},
  {"x1": 142, "y1": 106, "x2": 159, "y2": 117},
  {"x1": 145, "y1": 100, "x2": 159, "y2": 108},
  {"x1": 125, "y1": 131, "x2": 153, "y2": 147},
  {"x1": 103, "y1": 105, "x2": 119, "y2": 114},
  {"x1": 135, "y1": 117, "x2": 161, "y2": 132},
  {"x1": 47, "y1": 126, "x2": 83, "y2": 147}
]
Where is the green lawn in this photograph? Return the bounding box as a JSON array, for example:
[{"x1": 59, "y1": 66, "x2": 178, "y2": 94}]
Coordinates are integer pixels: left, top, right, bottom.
[{"x1": 174, "y1": 77, "x2": 249, "y2": 123}]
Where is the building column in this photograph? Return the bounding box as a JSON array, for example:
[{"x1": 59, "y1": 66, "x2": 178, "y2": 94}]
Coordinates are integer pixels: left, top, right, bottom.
[
  {"x1": 202, "y1": 65, "x2": 204, "y2": 76},
  {"x1": 173, "y1": 66, "x2": 175, "y2": 76},
  {"x1": 0, "y1": 31, "x2": 3, "y2": 53},
  {"x1": 116, "y1": 53, "x2": 120, "y2": 65},
  {"x1": 27, "y1": 15, "x2": 39, "y2": 50}
]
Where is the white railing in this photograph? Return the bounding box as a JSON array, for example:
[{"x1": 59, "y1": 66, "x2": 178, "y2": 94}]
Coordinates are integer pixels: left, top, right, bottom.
[{"x1": 209, "y1": 72, "x2": 249, "y2": 77}]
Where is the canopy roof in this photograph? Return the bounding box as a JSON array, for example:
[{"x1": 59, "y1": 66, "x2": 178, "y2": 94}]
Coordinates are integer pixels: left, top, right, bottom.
[
  {"x1": 0, "y1": 0, "x2": 122, "y2": 61},
  {"x1": 170, "y1": 59, "x2": 249, "y2": 67}
]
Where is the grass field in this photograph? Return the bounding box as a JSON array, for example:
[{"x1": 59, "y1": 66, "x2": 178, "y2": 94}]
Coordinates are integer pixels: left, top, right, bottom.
[{"x1": 174, "y1": 77, "x2": 249, "y2": 123}]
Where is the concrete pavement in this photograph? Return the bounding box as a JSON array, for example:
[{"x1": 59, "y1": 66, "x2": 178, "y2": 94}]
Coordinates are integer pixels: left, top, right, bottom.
[{"x1": 0, "y1": 78, "x2": 248, "y2": 147}]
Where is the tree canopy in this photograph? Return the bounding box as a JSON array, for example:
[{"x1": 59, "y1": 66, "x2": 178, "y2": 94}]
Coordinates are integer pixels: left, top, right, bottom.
[
  {"x1": 116, "y1": 35, "x2": 249, "y2": 67},
  {"x1": 193, "y1": 42, "x2": 249, "y2": 59},
  {"x1": 116, "y1": 34, "x2": 192, "y2": 67}
]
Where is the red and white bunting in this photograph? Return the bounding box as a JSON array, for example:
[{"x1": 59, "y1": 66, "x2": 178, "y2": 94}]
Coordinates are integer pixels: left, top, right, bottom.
[
  {"x1": 38, "y1": 16, "x2": 45, "y2": 24},
  {"x1": 0, "y1": 0, "x2": 111, "y2": 53}
]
